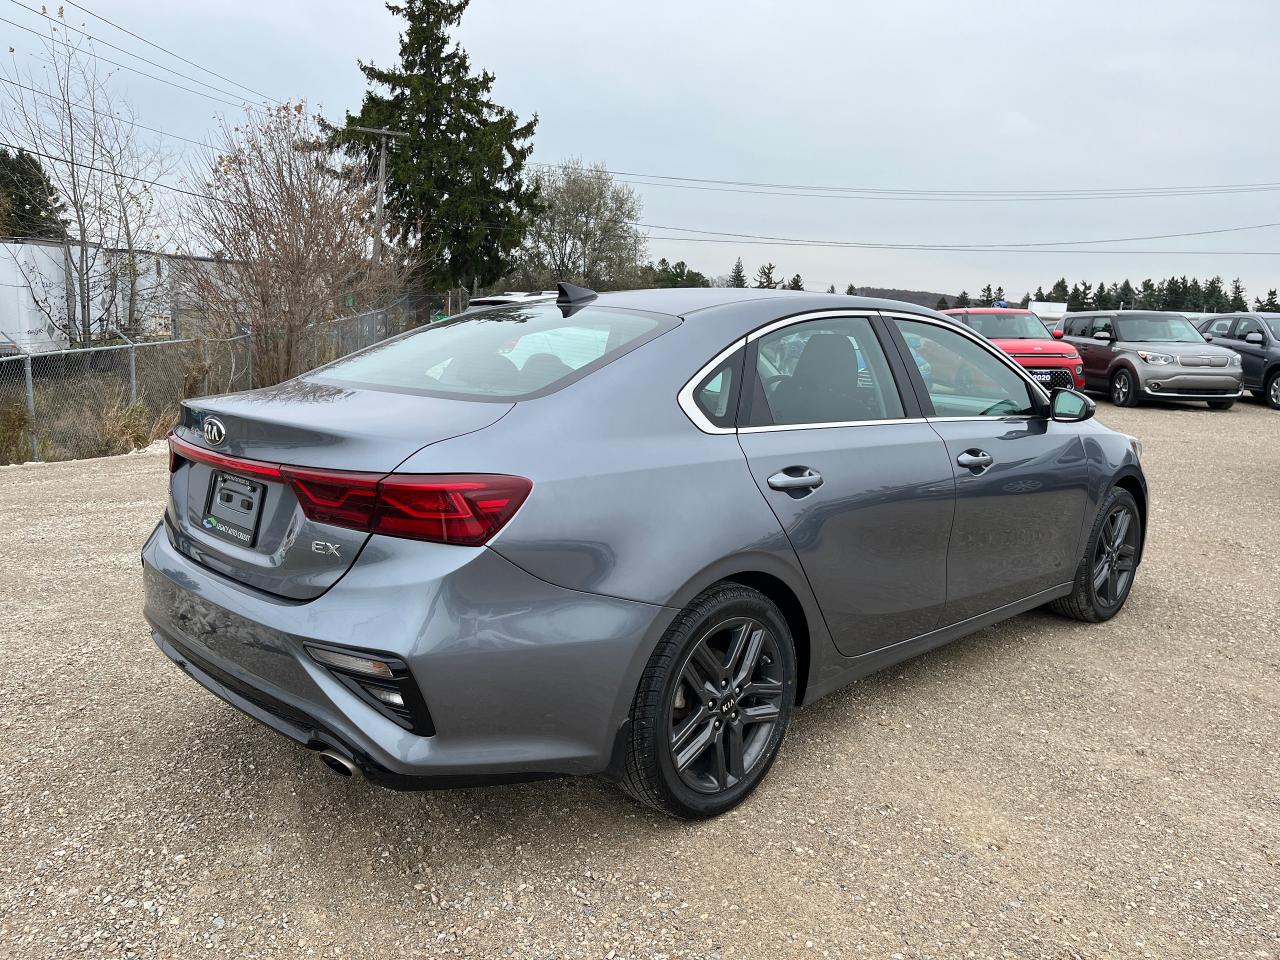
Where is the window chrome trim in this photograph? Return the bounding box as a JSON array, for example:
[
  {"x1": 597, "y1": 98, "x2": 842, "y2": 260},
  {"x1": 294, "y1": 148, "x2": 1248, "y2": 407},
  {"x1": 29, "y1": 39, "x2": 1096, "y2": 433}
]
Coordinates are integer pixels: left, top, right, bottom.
[
  {"x1": 676, "y1": 337, "x2": 746, "y2": 435},
  {"x1": 745, "y1": 309, "x2": 878, "y2": 343},
  {"x1": 739, "y1": 417, "x2": 928, "y2": 434},
  {"x1": 878, "y1": 310, "x2": 1053, "y2": 406}
]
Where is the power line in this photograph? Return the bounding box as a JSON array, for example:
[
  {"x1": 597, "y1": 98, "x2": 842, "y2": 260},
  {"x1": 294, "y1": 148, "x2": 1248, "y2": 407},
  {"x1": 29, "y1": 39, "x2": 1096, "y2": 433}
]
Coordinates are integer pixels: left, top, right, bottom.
[
  {"x1": 529, "y1": 162, "x2": 1280, "y2": 203},
  {"x1": 0, "y1": 77, "x2": 210, "y2": 149},
  {"x1": 9, "y1": 138, "x2": 1280, "y2": 257},
  {"x1": 60, "y1": 0, "x2": 277, "y2": 103},
  {"x1": 530, "y1": 161, "x2": 1280, "y2": 200},
  {"x1": 4, "y1": 0, "x2": 280, "y2": 106},
  {"x1": 1, "y1": 15, "x2": 251, "y2": 110}
]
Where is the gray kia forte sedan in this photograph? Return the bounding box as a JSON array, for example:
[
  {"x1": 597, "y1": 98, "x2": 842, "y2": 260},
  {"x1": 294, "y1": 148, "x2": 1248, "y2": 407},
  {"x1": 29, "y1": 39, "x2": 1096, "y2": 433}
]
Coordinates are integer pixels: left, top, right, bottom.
[{"x1": 143, "y1": 284, "x2": 1148, "y2": 818}]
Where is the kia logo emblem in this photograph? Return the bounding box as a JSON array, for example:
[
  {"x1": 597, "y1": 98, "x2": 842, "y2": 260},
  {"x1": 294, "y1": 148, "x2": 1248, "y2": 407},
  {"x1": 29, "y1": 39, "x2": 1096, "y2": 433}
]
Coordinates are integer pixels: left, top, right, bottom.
[{"x1": 202, "y1": 417, "x2": 226, "y2": 446}]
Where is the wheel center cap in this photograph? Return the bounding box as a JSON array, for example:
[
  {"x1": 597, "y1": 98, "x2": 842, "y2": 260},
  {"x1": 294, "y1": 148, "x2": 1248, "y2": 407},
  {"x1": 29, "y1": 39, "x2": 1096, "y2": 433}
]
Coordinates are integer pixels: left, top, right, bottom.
[{"x1": 721, "y1": 697, "x2": 736, "y2": 713}]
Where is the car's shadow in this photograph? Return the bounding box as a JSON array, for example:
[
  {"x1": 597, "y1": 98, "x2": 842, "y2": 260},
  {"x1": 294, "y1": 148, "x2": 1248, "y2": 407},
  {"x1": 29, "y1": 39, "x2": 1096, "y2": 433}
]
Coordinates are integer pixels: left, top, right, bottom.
[{"x1": 152, "y1": 604, "x2": 1091, "y2": 865}]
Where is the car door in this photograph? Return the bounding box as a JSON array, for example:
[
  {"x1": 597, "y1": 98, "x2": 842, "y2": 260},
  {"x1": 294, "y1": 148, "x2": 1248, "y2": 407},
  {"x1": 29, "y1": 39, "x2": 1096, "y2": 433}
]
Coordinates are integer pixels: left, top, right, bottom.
[
  {"x1": 1079, "y1": 315, "x2": 1117, "y2": 386},
  {"x1": 884, "y1": 314, "x2": 1091, "y2": 626},
  {"x1": 1229, "y1": 317, "x2": 1270, "y2": 390},
  {"x1": 735, "y1": 312, "x2": 956, "y2": 657}
]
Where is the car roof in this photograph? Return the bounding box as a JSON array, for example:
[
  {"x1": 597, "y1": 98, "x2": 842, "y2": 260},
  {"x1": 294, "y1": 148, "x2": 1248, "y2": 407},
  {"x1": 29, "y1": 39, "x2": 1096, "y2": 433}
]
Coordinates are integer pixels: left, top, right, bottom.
[
  {"x1": 579, "y1": 287, "x2": 951, "y2": 318},
  {"x1": 942, "y1": 307, "x2": 1036, "y2": 315}
]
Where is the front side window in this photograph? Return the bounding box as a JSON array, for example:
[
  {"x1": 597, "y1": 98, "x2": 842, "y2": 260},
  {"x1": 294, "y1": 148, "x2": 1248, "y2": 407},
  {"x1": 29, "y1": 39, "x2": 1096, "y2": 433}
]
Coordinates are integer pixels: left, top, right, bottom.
[
  {"x1": 895, "y1": 319, "x2": 1037, "y2": 418},
  {"x1": 1204, "y1": 317, "x2": 1235, "y2": 337},
  {"x1": 1233, "y1": 317, "x2": 1264, "y2": 340},
  {"x1": 1090, "y1": 316, "x2": 1115, "y2": 338},
  {"x1": 312, "y1": 304, "x2": 672, "y2": 399},
  {"x1": 750, "y1": 316, "x2": 904, "y2": 426}
]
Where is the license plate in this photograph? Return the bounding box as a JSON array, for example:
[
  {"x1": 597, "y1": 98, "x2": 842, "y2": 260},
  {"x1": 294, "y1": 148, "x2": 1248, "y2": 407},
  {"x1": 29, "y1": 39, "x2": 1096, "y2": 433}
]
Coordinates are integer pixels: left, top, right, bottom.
[
  {"x1": 1029, "y1": 370, "x2": 1054, "y2": 383},
  {"x1": 203, "y1": 472, "x2": 265, "y2": 547}
]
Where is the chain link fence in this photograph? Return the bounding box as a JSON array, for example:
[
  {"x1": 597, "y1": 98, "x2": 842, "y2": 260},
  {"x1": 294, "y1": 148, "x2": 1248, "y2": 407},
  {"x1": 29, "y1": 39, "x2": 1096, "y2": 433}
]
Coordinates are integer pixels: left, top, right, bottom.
[{"x1": 0, "y1": 293, "x2": 469, "y2": 465}]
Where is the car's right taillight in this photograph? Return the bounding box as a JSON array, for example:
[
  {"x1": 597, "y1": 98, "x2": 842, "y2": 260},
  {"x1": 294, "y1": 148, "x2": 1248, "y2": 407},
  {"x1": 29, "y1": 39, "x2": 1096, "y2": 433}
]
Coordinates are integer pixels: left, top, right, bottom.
[
  {"x1": 285, "y1": 469, "x2": 531, "y2": 546},
  {"x1": 372, "y1": 475, "x2": 532, "y2": 546}
]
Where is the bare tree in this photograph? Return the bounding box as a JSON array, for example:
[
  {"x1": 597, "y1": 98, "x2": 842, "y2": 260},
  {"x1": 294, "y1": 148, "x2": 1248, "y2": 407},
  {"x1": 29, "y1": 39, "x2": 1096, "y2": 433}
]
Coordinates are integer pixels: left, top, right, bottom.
[
  {"x1": 506, "y1": 159, "x2": 646, "y2": 291},
  {"x1": 182, "y1": 104, "x2": 403, "y2": 387},
  {"x1": 1, "y1": 12, "x2": 174, "y2": 344}
]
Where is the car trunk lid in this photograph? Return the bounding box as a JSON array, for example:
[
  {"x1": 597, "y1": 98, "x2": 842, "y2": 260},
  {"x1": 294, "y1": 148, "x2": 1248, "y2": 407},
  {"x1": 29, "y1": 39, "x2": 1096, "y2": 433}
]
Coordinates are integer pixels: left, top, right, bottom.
[{"x1": 168, "y1": 380, "x2": 512, "y2": 600}]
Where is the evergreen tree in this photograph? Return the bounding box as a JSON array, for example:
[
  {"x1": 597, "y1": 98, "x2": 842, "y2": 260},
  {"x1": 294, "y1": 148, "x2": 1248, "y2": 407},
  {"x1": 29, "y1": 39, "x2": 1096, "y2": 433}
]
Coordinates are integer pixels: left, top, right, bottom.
[
  {"x1": 1033, "y1": 285, "x2": 1046, "y2": 301},
  {"x1": 1117, "y1": 279, "x2": 1135, "y2": 309},
  {"x1": 1186, "y1": 277, "x2": 1205, "y2": 312},
  {"x1": 826, "y1": 284, "x2": 836, "y2": 294},
  {"x1": 786, "y1": 274, "x2": 804, "y2": 291},
  {"x1": 935, "y1": 296, "x2": 950, "y2": 310},
  {"x1": 727, "y1": 257, "x2": 747, "y2": 288},
  {"x1": 753, "y1": 263, "x2": 779, "y2": 288},
  {"x1": 954, "y1": 290, "x2": 971, "y2": 307},
  {"x1": 338, "y1": 0, "x2": 538, "y2": 288},
  {"x1": 1094, "y1": 280, "x2": 1110, "y2": 310},
  {"x1": 645, "y1": 258, "x2": 710, "y2": 288},
  {"x1": 1229, "y1": 278, "x2": 1248, "y2": 311},
  {"x1": 1137, "y1": 279, "x2": 1158, "y2": 309},
  {"x1": 1049, "y1": 278, "x2": 1070, "y2": 302},
  {"x1": 993, "y1": 285, "x2": 1005, "y2": 304},
  {"x1": 1019, "y1": 291, "x2": 1031, "y2": 308},
  {"x1": 1255, "y1": 290, "x2": 1280, "y2": 311},
  {"x1": 1202, "y1": 276, "x2": 1226, "y2": 313},
  {"x1": 0, "y1": 148, "x2": 65, "y2": 239},
  {"x1": 844, "y1": 283, "x2": 857, "y2": 296},
  {"x1": 978, "y1": 283, "x2": 994, "y2": 307}
]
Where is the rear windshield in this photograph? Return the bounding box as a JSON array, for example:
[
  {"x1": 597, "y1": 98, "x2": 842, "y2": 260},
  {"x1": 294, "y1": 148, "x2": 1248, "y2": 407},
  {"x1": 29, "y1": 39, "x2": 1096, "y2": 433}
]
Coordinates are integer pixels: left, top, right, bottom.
[
  {"x1": 961, "y1": 312, "x2": 1051, "y2": 340},
  {"x1": 311, "y1": 304, "x2": 674, "y2": 399}
]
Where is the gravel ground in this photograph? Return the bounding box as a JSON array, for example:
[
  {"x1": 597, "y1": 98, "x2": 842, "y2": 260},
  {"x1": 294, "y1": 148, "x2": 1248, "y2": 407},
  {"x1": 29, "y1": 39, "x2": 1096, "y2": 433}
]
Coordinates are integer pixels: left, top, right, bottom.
[{"x1": 1, "y1": 400, "x2": 1277, "y2": 960}]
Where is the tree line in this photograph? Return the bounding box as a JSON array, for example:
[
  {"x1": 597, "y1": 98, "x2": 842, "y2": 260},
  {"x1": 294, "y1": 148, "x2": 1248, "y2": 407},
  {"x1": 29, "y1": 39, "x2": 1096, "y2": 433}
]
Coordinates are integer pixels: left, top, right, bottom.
[{"x1": 940, "y1": 276, "x2": 1277, "y2": 313}]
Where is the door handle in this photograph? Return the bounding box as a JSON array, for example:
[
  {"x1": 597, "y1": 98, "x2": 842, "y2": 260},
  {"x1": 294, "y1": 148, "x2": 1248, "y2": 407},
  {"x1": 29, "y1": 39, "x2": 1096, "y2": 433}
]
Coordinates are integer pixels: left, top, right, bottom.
[
  {"x1": 767, "y1": 468, "x2": 824, "y2": 491},
  {"x1": 956, "y1": 450, "x2": 993, "y2": 470}
]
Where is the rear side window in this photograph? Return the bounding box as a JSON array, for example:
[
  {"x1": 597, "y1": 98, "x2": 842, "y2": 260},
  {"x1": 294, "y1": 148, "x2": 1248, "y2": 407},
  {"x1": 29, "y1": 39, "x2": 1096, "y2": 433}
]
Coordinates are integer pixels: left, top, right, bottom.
[
  {"x1": 313, "y1": 304, "x2": 673, "y2": 400},
  {"x1": 748, "y1": 316, "x2": 905, "y2": 426},
  {"x1": 691, "y1": 351, "x2": 743, "y2": 429}
]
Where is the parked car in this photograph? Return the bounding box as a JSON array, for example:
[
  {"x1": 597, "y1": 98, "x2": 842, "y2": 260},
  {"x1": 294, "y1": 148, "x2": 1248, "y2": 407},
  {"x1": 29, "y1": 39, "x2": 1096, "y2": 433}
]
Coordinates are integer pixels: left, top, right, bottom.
[
  {"x1": 144, "y1": 286, "x2": 1147, "y2": 819},
  {"x1": 1059, "y1": 310, "x2": 1243, "y2": 408},
  {"x1": 944, "y1": 307, "x2": 1085, "y2": 390},
  {"x1": 1195, "y1": 313, "x2": 1280, "y2": 409}
]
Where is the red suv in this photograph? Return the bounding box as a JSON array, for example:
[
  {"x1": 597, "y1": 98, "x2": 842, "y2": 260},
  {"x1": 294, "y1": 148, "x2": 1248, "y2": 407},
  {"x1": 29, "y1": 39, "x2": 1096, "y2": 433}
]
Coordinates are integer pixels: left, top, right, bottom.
[{"x1": 943, "y1": 308, "x2": 1085, "y2": 390}]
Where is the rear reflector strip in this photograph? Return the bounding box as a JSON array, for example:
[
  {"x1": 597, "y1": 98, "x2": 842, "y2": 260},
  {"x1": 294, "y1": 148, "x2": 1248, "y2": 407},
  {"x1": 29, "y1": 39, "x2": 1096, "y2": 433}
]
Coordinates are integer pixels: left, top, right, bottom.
[{"x1": 168, "y1": 434, "x2": 531, "y2": 546}]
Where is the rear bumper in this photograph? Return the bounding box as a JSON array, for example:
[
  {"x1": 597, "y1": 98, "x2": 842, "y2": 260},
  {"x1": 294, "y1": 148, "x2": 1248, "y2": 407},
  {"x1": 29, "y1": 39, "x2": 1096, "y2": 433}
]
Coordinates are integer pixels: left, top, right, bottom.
[{"x1": 142, "y1": 522, "x2": 673, "y2": 788}]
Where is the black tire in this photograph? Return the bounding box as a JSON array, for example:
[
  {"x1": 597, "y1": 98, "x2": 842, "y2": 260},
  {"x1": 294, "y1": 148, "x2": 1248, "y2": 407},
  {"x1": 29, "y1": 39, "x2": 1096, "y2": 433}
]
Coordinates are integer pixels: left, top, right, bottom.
[
  {"x1": 620, "y1": 584, "x2": 797, "y2": 819},
  {"x1": 1207, "y1": 400, "x2": 1235, "y2": 410},
  {"x1": 1266, "y1": 371, "x2": 1280, "y2": 410},
  {"x1": 1110, "y1": 368, "x2": 1139, "y2": 407},
  {"x1": 1051, "y1": 486, "x2": 1142, "y2": 623}
]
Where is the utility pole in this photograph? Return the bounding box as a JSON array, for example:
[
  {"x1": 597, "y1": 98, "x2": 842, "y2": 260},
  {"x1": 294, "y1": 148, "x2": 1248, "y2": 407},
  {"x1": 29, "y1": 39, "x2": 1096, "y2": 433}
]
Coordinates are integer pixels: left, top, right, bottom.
[{"x1": 349, "y1": 126, "x2": 409, "y2": 265}]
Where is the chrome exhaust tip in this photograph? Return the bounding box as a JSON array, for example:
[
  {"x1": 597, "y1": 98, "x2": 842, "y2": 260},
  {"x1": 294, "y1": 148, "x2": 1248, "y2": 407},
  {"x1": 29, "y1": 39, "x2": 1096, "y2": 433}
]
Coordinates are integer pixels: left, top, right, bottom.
[{"x1": 318, "y1": 749, "x2": 357, "y2": 778}]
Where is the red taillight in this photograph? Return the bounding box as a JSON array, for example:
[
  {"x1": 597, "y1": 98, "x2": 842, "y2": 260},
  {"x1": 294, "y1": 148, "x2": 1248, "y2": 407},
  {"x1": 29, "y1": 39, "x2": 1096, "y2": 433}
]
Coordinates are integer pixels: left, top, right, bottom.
[
  {"x1": 373, "y1": 475, "x2": 532, "y2": 546},
  {"x1": 281, "y1": 466, "x2": 382, "y2": 529},
  {"x1": 168, "y1": 434, "x2": 530, "y2": 546}
]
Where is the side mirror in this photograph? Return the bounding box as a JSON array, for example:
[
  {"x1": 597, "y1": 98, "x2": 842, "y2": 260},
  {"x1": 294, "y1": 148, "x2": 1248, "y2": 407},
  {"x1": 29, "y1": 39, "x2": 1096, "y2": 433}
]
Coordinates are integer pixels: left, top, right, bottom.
[
  {"x1": 1049, "y1": 388, "x2": 1096, "y2": 423},
  {"x1": 1244, "y1": 331, "x2": 1266, "y2": 345},
  {"x1": 1093, "y1": 330, "x2": 1114, "y2": 342},
  {"x1": 1202, "y1": 333, "x2": 1214, "y2": 342},
  {"x1": 1051, "y1": 328, "x2": 1065, "y2": 339}
]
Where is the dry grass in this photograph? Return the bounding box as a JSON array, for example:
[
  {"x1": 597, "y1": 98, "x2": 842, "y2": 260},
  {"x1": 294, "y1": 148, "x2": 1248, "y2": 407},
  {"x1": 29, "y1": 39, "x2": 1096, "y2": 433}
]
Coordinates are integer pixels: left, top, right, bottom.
[{"x1": 0, "y1": 403, "x2": 32, "y2": 465}]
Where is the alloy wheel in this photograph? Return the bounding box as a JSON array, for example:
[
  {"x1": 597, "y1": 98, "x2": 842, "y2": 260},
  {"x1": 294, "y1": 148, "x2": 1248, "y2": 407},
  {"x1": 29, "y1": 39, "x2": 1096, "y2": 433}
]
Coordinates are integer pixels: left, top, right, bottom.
[
  {"x1": 1270, "y1": 376, "x2": 1280, "y2": 408},
  {"x1": 1092, "y1": 504, "x2": 1138, "y2": 607},
  {"x1": 668, "y1": 617, "x2": 785, "y2": 794},
  {"x1": 1112, "y1": 371, "x2": 1131, "y2": 405}
]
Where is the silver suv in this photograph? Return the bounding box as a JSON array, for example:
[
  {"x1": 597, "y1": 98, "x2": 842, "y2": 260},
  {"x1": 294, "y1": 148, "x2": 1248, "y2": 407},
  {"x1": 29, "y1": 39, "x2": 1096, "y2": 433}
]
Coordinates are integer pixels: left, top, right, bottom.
[{"x1": 1060, "y1": 311, "x2": 1243, "y2": 409}]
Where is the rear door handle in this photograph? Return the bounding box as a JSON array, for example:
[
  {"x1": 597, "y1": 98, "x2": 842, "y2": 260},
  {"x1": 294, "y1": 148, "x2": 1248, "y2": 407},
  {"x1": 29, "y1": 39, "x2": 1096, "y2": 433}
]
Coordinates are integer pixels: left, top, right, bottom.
[
  {"x1": 767, "y1": 468, "x2": 824, "y2": 491},
  {"x1": 956, "y1": 450, "x2": 993, "y2": 470}
]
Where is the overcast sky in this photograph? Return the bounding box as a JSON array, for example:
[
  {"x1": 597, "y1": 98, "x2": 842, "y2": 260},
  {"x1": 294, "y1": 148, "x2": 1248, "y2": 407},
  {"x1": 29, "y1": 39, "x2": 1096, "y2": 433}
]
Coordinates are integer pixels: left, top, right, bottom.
[{"x1": 10, "y1": 0, "x2": 1279, "y2": 298}]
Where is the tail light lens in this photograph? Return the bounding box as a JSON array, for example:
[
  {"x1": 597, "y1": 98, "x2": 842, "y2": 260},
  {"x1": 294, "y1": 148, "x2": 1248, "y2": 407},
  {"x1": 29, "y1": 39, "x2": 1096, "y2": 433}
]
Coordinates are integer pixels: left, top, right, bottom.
[
  {"x1": 170, "y1": 435, "x2": 530, "y2": 546},
  {"x1": 374, "y1": 475, "x2": 532, "y2": 545}
]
